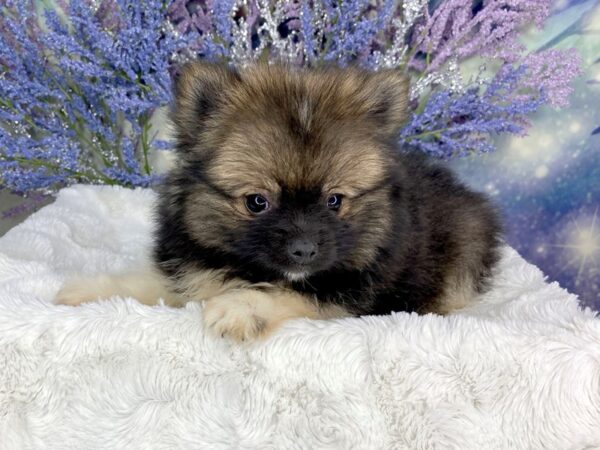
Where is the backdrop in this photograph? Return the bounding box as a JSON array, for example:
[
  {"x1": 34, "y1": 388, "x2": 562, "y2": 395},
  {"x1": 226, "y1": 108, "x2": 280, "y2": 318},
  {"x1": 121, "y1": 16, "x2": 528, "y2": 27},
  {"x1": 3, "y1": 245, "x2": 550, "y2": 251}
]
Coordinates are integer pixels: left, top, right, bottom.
[{"x1": 451, "y1": 0, "x2": 600, "y2": 310}]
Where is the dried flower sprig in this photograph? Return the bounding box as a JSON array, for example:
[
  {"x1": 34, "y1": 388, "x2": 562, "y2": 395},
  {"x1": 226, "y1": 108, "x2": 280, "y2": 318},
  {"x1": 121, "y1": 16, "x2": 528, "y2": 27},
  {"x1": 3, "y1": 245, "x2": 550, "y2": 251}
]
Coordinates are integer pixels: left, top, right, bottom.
[
  {"x1": 0, "y1": 0, "x2": 188, "y2": 194},
  {"x1": 400, "y1": 65, "x2": 545, "y2": 157},
  {"x1": 408, "y1": 0, "x2": 551, "y2": 73}
]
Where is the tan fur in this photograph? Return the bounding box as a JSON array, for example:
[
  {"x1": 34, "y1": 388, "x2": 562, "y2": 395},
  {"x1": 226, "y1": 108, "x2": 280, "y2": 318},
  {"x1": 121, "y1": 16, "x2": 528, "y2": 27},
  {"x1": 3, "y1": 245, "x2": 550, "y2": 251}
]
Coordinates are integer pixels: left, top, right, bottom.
[
  {"x1": 200, "y1": 64, "x2": 406, "y2": 198},
  {"x1": 174, "y1": 268, "x2": 349, "y2": 339},
  {"x1": 55, "y1": 269, "x2": 179, "y2": 306},
  {"x1": 203, "y1": 288, "x2": 349, "y2": 341},
  {"x1": 56, "y1": 268, "x2": 349, "y2": 341},
  {"x1": 435, "y1": 274, "x2": 477, "y2": 314},
  {"x1": 172, "y1": 62, "x2": 240, "y2": 151},
  {"x1": 433, "y1": 205, "x2": 496, "y2": 314},
  {"x1": 174, "y1": 268, "x2": 258, "y2": 301}
]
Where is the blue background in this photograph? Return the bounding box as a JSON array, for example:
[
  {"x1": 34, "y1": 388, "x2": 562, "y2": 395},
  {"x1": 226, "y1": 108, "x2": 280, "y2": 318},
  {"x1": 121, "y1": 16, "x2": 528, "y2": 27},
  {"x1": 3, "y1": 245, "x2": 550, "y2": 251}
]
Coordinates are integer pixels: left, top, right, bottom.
[{"x1": 451, "y1": 0, "x2": 600, "y2": 310}]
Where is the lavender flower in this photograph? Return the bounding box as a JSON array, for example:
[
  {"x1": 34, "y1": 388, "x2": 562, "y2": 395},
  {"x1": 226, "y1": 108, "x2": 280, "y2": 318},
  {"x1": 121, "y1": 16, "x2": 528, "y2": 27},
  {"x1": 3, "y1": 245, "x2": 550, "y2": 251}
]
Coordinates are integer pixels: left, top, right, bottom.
[
  {"x1": 171, "y1": 0, "x2": 406, "y2": 67},
  {"x1": 0, "y1": 0, "x2": 186, "y2": 194},
  {"x1": 410, "y1": 0, "x2": 552, "y2": 72},
  {"x1": 518, "y1": 49, "x2": 582, "y2": 108},
  {"x1": 400, "y1": 65, "x2": 545, "y2": 158},
  {"x1": 168, "y1": 0, "x2": 214, "y2": 36}
]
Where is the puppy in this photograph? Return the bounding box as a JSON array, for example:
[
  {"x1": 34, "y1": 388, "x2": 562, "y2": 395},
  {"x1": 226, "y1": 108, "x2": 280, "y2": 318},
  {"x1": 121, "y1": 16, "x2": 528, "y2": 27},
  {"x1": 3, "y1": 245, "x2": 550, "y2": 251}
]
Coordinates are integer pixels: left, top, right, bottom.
[{"x1": 56, "y1": 63, "x2": 501, "y2": 341}]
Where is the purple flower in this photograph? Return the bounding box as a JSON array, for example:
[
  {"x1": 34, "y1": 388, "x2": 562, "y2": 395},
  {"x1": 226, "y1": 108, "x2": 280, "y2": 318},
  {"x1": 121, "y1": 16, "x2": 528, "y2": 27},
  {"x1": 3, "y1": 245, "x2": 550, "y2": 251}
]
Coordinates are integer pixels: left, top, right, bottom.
[
  {"x1": 0, "y1": 0, "x2": 188, "y2": 194},
  {"x1": 400, "y1": 65, "x2": 545, "y2": 158},
  {"x1": 518, "y1": 49, "x2": 582, "y2": 108},
  {"x1": 168, "y1": 0, "x2": 214, "y2": 36},
  {"x1": 409, "y1": 0, "x2": 552, "y2": 72}
]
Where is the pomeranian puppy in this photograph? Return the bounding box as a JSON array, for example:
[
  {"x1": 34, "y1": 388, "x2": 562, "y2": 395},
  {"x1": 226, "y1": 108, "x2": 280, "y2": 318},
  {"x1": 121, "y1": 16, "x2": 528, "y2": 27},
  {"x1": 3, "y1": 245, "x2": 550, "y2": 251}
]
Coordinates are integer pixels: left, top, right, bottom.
[{"x1": 56, "y1": 62, "x2": 501, "y2": 341}]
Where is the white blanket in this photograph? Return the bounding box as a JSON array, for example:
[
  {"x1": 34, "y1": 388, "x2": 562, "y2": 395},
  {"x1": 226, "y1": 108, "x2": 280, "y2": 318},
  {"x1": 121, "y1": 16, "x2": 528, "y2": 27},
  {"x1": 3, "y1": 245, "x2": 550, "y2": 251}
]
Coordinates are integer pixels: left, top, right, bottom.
[{"x1": 0, "y1": 185, "x2": 599, "y2": 449}]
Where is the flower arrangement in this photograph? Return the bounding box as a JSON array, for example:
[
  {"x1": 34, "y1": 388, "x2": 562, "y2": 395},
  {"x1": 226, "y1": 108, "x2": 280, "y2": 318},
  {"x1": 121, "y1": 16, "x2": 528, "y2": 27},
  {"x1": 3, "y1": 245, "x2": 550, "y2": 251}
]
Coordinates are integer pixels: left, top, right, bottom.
[{"x1": 0, "y1": 0, "x2": 581, "y2": 199}]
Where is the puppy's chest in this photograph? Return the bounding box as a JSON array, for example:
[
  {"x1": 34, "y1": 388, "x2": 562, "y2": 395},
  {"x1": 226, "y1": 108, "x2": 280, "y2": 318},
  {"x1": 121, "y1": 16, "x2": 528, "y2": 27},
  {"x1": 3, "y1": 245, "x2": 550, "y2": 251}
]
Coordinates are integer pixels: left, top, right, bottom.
[
  {"x1": 288, "y1": 273, "x2": 379, "y2": 310},
  {"x1": 173, "y1": 268, "x2": 278, "y2": 300}
]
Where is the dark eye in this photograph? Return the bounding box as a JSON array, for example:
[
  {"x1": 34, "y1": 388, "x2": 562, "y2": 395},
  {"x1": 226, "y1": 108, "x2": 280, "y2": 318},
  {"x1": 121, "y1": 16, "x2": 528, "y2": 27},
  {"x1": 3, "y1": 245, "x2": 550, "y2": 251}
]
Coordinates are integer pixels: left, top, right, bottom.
[
  {"x1": 245, "y1": 194, "x2": 270, "y2": 214},
  {"x1": 326, "y1": 194, "x2": 343, "y2": 211}
]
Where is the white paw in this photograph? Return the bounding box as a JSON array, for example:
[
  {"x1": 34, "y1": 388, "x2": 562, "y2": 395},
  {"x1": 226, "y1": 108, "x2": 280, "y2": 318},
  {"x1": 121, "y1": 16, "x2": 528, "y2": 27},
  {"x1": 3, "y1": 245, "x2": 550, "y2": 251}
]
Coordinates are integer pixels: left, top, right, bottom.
[{"x1": 202, "y1": 290, "x2": 274, "y2": 342}]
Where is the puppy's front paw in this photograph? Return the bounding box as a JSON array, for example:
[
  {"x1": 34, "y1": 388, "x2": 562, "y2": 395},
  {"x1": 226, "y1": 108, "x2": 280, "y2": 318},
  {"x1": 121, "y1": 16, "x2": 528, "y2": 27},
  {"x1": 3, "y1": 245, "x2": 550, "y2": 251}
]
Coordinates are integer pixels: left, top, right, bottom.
[
  {"x1": 203, "y1": 290, "x2": 274, "y2": 342},
  {"x1": 54, "y1": 277, "x2": 105, "y2": 306}
]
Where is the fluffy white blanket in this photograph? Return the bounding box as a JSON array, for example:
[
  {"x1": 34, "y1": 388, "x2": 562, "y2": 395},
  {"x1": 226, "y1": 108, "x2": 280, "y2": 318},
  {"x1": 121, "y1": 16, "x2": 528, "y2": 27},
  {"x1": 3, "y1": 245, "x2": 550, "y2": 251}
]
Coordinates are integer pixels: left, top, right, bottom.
[{"x1": 0, "y1": 185, "x2": 599, "y2": 449}]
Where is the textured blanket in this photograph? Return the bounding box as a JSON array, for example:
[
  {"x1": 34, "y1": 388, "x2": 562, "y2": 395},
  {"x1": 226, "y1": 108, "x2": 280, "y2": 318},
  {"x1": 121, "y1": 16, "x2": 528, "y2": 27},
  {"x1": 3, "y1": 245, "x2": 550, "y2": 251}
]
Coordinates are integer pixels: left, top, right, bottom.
[{"x1": 0, "y1": 185, "x2": 599, "y2": 449}]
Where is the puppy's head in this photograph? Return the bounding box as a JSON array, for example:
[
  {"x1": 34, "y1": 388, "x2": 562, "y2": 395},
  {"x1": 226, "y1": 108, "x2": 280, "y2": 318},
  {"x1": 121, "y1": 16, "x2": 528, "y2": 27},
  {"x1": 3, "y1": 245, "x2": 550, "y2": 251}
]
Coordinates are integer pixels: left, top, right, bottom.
[{"x1": 170, "y1": 62, "x2": 409, "y2": 281}]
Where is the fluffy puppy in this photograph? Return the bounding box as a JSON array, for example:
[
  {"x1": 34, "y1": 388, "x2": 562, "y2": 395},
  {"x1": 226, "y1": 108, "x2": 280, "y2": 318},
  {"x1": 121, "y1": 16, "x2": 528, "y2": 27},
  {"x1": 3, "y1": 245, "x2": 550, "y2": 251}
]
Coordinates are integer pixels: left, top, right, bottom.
[{"x1": 56, "y1": 62, "x2": 502, "y2": 341}]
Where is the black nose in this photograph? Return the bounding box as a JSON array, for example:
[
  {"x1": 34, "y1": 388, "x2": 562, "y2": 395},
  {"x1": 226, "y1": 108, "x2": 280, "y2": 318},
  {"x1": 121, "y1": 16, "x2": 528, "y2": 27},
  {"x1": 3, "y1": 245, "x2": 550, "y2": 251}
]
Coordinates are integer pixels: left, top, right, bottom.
[{"x1": 287, "y1": 239, "x2": 318, "y2": 264}]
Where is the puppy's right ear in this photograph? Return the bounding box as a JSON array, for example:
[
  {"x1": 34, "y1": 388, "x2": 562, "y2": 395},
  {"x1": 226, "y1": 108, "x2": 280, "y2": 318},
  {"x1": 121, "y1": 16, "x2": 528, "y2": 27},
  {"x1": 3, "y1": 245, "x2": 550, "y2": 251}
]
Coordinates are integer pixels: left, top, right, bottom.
[{"x1": 172, "y1": 61, "x2": 240, "y2": 148}]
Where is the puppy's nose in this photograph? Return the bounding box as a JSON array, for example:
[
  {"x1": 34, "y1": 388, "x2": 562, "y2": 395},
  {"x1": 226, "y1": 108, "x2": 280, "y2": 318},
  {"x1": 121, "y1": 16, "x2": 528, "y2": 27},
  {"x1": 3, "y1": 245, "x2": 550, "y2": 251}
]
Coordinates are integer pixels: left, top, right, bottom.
[{"x1": 287, "y1": 239, "x2": 318, "y2": 264}]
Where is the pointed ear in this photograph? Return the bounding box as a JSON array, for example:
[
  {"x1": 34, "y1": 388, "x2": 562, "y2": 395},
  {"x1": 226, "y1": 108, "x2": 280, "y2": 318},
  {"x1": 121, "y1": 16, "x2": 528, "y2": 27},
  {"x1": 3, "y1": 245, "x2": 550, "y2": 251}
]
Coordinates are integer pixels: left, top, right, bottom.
[
  {"x1": 171, "y1": 61, "x2": 240, "y2": 147},
  {"x1": 365, "y1": 70, "x2": 410, "y2": 137}
]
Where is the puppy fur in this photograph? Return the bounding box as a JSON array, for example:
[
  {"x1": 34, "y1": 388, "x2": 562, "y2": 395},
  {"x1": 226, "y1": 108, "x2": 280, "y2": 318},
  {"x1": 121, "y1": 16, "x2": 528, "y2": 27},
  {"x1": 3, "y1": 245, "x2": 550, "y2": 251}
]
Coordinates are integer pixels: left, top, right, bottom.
[{"x1": 56, "y1": 63, "x2": 501, "y2": 341}]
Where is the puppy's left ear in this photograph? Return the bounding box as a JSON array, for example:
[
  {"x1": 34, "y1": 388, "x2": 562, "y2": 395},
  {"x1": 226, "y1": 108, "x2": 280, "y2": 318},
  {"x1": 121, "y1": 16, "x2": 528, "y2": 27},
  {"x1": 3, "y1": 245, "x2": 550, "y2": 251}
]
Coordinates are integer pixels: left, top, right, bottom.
[
  {"x1": 171, "y1": 61, "x2": 241, "y2": 149},
  {"x1": 365, "y1": 70, "x2": 410, "y2": 137}
]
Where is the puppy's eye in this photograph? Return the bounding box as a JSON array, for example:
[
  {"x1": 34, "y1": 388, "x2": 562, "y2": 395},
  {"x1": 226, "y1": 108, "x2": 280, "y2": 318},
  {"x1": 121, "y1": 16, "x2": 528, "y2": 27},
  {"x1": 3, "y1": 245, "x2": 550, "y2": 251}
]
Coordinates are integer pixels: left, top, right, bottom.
[
  {"x1": 326, "y1": 194, "x2": 343, "y2": 211},
  {"x1": 245, "y1": 194, "x2": 270, "y2": 214}
]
